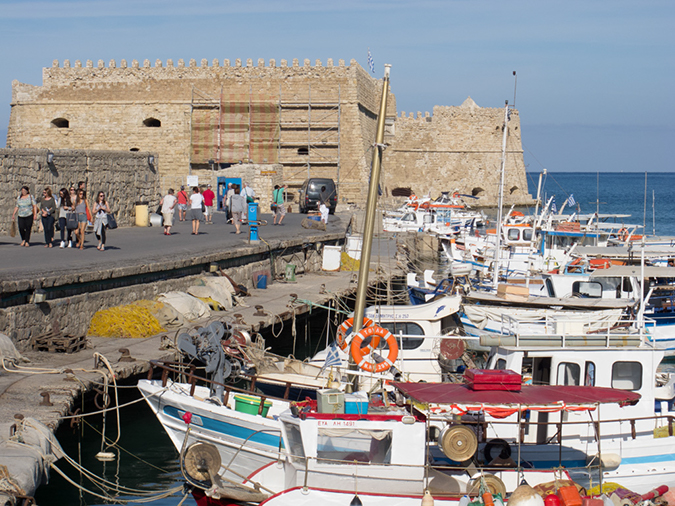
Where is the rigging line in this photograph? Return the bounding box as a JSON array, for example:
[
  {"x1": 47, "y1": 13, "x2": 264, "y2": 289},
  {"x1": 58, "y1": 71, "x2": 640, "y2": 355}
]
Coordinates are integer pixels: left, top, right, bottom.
[
  {"x1": 59, "y1": 386, "x2": 170, "y2": 419},
  {"x1": 82, "y1": 419, "x2": 173, "y2": 475},
  {"x1": 49, "y1": 463, "x2": 183, "y2": 504},
  {"x1": 521, "y1": 142, "x2": 547, "y2": 170}
]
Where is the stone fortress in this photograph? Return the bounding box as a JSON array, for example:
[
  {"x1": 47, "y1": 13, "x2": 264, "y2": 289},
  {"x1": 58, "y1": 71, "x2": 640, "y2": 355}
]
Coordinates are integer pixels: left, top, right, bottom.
[{"x1": 6, "y1": 57, "x2": 532, "y2": 210}]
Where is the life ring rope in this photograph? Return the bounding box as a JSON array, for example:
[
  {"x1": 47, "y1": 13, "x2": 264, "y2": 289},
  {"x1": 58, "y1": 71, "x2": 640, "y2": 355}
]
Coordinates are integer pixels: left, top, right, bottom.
[
  {"x1": 351, "y1": 326, "x2": 399, "y2": 373},
  {"x1": 336, "y1": 317, "x2": 374, "y2": 351}
]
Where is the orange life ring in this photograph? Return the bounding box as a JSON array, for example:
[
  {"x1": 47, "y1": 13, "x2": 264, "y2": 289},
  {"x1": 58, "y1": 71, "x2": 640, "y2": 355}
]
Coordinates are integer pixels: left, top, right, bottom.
[
  {"x1": 618, "y1": 228, "x2": 628, "y2": 241},
  {"x1": 350, "y1": 326, "x2": 399, "y2": 373},
  {"x1": 336, "y1": 317, "x2": 374, "y2": 351},
  {"x1": 512, "y1": 211, "x2": 524, "y2": 217},
  {"x1": 411, "y1": 202, "x2": 419, "y2": 211},
  {"x1": 420, "y1": 202, "x2": 430, "y2": 210}
]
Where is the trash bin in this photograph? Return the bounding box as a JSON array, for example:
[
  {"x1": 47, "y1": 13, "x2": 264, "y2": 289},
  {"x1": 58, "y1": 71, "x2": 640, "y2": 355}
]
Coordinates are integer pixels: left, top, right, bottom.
[{"x1": 135, "y1": 201, "x2": 149, "y2": 227}]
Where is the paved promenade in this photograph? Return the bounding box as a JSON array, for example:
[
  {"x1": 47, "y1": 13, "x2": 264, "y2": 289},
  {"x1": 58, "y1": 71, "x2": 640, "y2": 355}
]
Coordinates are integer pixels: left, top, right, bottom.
[{"x1": 0, "y1": 210, "x2": 347, "y2": 282}]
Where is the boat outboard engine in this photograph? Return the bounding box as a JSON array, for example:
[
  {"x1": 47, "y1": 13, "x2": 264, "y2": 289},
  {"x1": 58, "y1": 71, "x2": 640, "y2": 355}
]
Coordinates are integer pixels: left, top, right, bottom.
[{"x1": 176, "y1": 321, "x2": 233, "y2": 399}]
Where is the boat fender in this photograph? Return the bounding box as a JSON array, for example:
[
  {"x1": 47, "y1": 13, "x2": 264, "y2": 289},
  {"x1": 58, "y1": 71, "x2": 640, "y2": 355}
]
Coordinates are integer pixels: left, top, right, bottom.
[
  {"x1": 483, "y1": 438, "x2": 511, "y2": 464},
  {"x1": 351, "y1": 326, "x2": 399, "y2": 373},
  {"x1": 586, "y1": 453, "x2": 621, "y2": 470},
  {"x1": 336, "y1": 317, "x2": 375, "y2": 351},
  {"x1": 509, "y1": 485, "x2": 545, "y2": 506}
]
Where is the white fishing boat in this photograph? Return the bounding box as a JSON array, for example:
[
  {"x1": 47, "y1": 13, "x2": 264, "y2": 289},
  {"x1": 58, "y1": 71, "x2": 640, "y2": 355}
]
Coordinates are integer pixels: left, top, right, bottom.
[{"x1": 179, "y1": 374, "x2": 647, "y2": 506}]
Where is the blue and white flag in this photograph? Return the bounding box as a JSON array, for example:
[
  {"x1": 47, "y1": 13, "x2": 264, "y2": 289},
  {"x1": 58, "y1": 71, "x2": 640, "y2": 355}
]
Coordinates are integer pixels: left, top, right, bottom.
[
  {"x1": 567, "y1": 194, "x2": 576, "y2": 207},
  {"x1": 551, "y1": 197, "x2": 557, "y2": 213},
  {"x1": 367, "y1": 48, "x2": 375, "y2": 74},
  {"x1": 322, "y1": 343, "x2": 342, "y2": 369}
]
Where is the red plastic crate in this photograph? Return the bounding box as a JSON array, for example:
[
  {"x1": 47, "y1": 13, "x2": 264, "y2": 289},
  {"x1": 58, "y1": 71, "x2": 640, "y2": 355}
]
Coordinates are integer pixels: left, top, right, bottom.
[{"x1": 463, "y1": 369, "x2": 522, "y2": 391}]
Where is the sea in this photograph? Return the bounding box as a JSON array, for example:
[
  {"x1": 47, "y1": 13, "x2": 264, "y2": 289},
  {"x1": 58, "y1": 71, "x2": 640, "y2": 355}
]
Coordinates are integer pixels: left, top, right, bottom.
[
  {"x1": 524, "y1": 171, "x2": 675, "y2": 237},
  {"x1": 36, "y1": 172, "x2": 675, "y2": 506}
]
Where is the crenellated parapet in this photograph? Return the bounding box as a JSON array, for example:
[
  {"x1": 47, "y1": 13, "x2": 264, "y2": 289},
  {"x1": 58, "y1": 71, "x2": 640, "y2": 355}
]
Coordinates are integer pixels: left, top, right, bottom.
[{"x1": 43, "y1": 57, "x2": 354, "y2": 87}]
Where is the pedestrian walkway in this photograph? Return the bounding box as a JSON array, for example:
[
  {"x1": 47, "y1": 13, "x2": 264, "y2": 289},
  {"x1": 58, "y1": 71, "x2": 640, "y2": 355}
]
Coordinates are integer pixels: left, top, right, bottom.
[{"x1": 0, "y1": 210, "x2": 346, "y2": 282}]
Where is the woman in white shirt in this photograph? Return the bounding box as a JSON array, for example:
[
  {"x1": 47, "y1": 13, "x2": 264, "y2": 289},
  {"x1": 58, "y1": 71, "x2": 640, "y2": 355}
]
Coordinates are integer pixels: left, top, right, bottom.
[{"x1": 189, "y1": 186, "x2": 204, "y2": 235}]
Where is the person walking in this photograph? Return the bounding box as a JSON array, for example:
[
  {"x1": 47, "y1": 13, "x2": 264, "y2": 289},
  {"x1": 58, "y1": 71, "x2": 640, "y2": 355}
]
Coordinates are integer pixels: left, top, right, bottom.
[
  {"x1": 319, "y1": 185, "x2": 329, "y2": 224},
  {"x1": 39, "y1": 187, "x2": 57, "y2": 247},
  {"x1": 203, "y1": 184, "x2": 215, "y2": 224},
  {"x1": 177, "y1": 185, "x2": 189, "y2": 221},
  {"x1": 12, "y1": 186, "x2": 38, "y2": 247},
  {"x1": 159, "y1": 188, "x2": 177, "y2": 235},
  {"x1": 230, "y1": 185, "x2": 246, "y2": 235},
  {"x1": 74, "y1": 188, "x2": 92, "y2": 250},
  {"x1": 93, "y1": 191, "x2": 111, "y2": 251},
  {"x1": 241, "y1": 182, "x2": 256, "y2": 203},
  {"x1": 226, "y1": 183, "x2": 234, "y2": 222},
  {"x1": 56, "y1": 188, "x2": 74, "y2": 248},
  {"x1": 189, "y1": 186, "x2": 204, "y2": 235},
  {"x1": 272, "y1": 184, "x2": 287, "y2": 225}
]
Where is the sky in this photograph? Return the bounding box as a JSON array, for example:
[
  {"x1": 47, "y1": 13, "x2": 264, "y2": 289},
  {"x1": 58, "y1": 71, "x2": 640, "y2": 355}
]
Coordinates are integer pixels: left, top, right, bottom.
[{"x1": 0, "y1": 0, "x2": 672, "y2": 173}]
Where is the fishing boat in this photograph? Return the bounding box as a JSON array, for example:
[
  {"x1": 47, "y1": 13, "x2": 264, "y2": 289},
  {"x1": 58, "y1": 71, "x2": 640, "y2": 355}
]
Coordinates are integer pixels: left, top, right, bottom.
[{"x1": 180, "y1": 374, "x2": 646, "y2": 506}]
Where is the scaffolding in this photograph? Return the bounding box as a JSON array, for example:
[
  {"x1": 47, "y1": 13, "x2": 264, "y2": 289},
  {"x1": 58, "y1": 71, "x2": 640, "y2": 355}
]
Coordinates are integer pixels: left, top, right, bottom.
[{"x1": 189, "y1": 84, "x2": 341, "y2": 189}]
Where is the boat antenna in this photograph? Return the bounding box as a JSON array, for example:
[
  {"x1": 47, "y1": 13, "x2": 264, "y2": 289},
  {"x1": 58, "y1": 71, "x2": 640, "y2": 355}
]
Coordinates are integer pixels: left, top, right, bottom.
[
  {"x1": 643, "y1": 172, "x2": 647, "y2": 233},
  {"x1": 512, "y1": 71, "x2": 517, "y2": 108},
  {"x1": 652, "y1": 189, "x2": 656, "y2": 236},
  {"x1": 492, "y1": 100, "x2": 510, "y2": 290}
]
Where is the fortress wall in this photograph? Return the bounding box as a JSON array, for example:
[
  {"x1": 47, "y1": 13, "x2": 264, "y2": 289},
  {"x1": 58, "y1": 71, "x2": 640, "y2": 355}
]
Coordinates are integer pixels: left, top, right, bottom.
[
  {"x1": 7, "y1": 58, "x2": 532, "y2": 206},
  {"x1": 382, "y1": 102, "x2": 531, "y2": 205},
  {"x1": 0, "y1": 148, "x2": 160, "y2": 234},
  {"x1": 8, "y1": 58, "x2": 385, "y2": 205}
]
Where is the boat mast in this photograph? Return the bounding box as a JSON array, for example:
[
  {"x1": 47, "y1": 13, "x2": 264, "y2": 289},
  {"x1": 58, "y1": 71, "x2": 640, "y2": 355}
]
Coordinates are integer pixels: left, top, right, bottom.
[
  {"x1": 352, "y1": 64, "x2": 391, "y2": 335},
  {"x1": 492, "y1": 100, "x2": 510, "y2": 290}
]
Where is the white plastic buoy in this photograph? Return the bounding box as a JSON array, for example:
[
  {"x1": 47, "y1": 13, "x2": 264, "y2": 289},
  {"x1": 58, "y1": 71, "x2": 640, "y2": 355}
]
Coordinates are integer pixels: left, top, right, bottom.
[
  {"x1": 509, "y1": 485, "x2": 545, "y2": 506},
  {"x1": 422, "y1": 489, "x2": 435, "y2": 506},
  {"x1": 95, "y1": 451, "x2": 116, "y2": 461}
]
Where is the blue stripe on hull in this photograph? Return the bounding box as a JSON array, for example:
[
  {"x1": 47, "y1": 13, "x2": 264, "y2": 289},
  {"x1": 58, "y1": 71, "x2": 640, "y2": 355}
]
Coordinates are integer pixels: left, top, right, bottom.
[{"x1": 163, "y1": 405, "x2": 281, "y2": 448}]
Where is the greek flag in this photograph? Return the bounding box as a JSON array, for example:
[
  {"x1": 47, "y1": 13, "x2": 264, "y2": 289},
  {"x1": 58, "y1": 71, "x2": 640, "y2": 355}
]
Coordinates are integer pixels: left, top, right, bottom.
[
  {"x1": 367, "y1": 48, "x2": 375, "y2": 74},
  {"x1": 567, "y1": 194, "x2": 576, "y2": 207},
  {"x1": 322, "y1": 343, "x2": 342, "y2": 369},
  {"x1": 551, "y1": 197, "x2": 557, "y2": 213}
]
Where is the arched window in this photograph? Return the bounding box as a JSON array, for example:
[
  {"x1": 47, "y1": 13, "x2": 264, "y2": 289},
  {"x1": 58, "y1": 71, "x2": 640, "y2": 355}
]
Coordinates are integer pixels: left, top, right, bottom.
[
  {"x1": 51, "y1": 118, "x2": 69, "y2": 128},
  {"x1": 297, "y1": 147, "x2": 309, "y2": 156},
  {"x1": 129, "y1": 147, "x2": 140, "y2": 152},
  {"x1": 472, "y1": 187, "x2": 485, "y2": 197},
  {"x1": 509, "y1": 186, "x2": 519, "y2": 194},
  {"x1": 143, "y1": 118, "x2": 161, "y2": 127}
]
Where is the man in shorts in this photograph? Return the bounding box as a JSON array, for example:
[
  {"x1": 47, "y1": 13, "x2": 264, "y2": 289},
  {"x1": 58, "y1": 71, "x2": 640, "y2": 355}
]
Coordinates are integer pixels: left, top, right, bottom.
[
  {"x1": 203, "y1": 184, "x2": 215, "y2": 224},
  {"x1": 272, "y1": 184, "x2": 287, "y2": 225},
  {"x1": 177, "y1": 185, "x2": 189, "y2": 221}
]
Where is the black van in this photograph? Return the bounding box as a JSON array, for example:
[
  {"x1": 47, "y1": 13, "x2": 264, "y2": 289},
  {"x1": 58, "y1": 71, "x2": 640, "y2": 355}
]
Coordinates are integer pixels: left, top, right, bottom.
[{"x1": 298, "y1": 178, "x2": 337, "y2": 214}]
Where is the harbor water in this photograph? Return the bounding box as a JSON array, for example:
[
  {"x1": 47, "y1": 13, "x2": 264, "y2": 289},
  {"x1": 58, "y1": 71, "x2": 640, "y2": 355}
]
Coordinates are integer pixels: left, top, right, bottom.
[{"x1": 525, "y1": 171, "x2": 675, "y2": 237}]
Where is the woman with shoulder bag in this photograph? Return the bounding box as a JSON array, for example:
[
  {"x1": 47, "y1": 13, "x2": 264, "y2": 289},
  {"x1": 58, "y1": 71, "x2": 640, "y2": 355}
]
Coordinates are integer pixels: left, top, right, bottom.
[
  {"x1": 39, "y1": 187, "x2": 57, "y2": 247},
  {"x1": 93, "y1": 191, "x2": 111, "y2": 251},
  {"x1": 56, "y1": 188, "x2": 74, "y2": 248}
]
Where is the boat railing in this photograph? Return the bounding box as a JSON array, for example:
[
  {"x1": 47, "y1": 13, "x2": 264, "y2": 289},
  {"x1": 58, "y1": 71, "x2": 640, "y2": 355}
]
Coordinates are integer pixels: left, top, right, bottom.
[
  {"x1": 496, "y1": 313, "x2": 657, "y2": 348},
  {"x1": 147, "y1": 359, "x2": 338, "y2": 413}
]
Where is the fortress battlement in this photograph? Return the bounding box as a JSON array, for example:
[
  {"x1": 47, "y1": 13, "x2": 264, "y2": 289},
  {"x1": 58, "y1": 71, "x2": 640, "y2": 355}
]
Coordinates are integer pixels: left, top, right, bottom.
[{"x1": 42, "y1": 57, "x2": 364, "y2": 87}]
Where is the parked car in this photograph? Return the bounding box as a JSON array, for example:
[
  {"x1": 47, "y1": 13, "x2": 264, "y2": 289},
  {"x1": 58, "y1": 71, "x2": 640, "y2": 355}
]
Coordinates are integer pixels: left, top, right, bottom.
[{"x1": 298, "y1": 178, "x2": 337, "y2": 214}]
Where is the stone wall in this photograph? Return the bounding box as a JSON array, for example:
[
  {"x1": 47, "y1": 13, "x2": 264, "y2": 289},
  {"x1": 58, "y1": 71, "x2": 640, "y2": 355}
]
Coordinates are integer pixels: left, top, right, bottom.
[
  {"x1": 0, "y1": 148, "x2": 160, "y2": 234},
  {"x1": 0, "y1": 248, "x2": 326, "y2": 351},
  {"x1": 382, "y1": 98, "x2": 532, "y2": 205}
]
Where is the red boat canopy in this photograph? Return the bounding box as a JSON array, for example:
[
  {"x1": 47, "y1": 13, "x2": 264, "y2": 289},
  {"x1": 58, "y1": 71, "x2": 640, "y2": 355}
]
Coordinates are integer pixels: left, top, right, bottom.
[{"x1": 392, "y1": 382, "x2": 641, "y2": 418}]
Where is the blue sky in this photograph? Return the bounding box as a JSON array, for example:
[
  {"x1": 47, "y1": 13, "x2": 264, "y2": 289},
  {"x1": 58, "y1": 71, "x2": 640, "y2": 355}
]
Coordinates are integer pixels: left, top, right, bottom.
[{"x1": 1, "y1": 0, "x2": 672, "y2": 172}]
